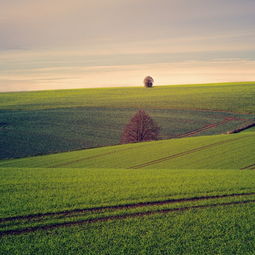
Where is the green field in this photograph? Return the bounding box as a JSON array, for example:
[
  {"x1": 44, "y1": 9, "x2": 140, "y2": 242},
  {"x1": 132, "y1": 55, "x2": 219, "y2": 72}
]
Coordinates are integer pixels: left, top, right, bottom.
[
  {"x1": 1, "y1": 165, "x2": 255, "y2": 254},
  {"x1": 1, "y1": 166, "x2": 255, "y2": 218},
  {"x1": 1, "y1": 204, "x2": 255, "y2": 255},
  {"x1": 1, "y1": 82, "x2": 254, "y2": 159},
  {"x1": 1, "y1": 82, "x2": 255, "y2": 254},
  {"x1": 1, "y1": 82, "x2": 254, "y2": 112},
  {"x1": 1, "y1": 129, "x2": 255, "y2": 254},
  {"x1": 1, "y1": 132, "x2": 254, "y2": 169}
]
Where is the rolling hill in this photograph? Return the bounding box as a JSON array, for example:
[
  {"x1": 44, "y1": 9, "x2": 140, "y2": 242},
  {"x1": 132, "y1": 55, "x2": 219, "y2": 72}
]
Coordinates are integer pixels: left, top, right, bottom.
[
  {"x1": 1, "y1": 82, "x2": 255, "y2": 254},
  {"x1": 1, "y1": 131, "x2": 254, "y2": 169},
  {"x1": 0, "y1": 82, "x2": 254, "y2": 159}
]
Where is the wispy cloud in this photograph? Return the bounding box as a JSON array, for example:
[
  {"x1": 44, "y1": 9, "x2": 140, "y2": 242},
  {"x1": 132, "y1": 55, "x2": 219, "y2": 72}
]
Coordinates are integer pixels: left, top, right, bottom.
[
  {"x1": 0, "y1": 0, "x2": 254, "y2": 91},
  {"x1": 1, "y1": 59, "x2": 255, "y2": 92}
]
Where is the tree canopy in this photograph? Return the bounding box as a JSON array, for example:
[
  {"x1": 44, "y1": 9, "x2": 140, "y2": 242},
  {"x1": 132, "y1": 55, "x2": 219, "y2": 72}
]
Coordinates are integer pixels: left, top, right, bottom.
[
  {"x1": 121, "y1": 110, "x2": 160, "y2": 144},
  {"x1": 144, "y1": 76, "x2": 154, "y2": 88}
]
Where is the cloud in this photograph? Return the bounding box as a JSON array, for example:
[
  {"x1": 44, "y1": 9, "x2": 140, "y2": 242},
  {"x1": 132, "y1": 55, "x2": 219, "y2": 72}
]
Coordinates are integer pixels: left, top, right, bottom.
[
  {"x1": 0, "y1": 0, "x2": 254, "y2": 91},
  {"x1": 1, "y1": 0, "x2": 255, "y2": 49}
]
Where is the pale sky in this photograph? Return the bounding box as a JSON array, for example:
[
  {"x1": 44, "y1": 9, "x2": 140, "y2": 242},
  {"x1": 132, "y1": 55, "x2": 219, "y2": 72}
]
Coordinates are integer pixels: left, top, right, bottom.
[{"x1": 0, "y1": 0, "x2": 255, "y2": 92}]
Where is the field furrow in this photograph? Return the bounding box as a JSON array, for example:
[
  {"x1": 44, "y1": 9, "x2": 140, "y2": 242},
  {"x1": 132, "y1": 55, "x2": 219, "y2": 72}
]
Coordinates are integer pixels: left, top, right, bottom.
[
  {"x1": 241, "y1": 163, "x2": 255, "y2": 170},
  {"x1": 1, "y1": 199, "x2": 255, "y2": 236},
  {"x1": 129, "y1": 135, "x2": 251, "y2": 169},
  {"x1": 1, "y1": 191, "x2": 254, "y2": 224},
  {"x1": 175, "y1": 117, "x2": 241, "y2": 138}
]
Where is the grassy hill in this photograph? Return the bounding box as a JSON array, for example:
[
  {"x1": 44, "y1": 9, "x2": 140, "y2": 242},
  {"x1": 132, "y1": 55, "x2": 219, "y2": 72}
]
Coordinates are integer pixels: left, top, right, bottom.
[
  {"x1": 1, "y1": 132, "x2": 255, "y2": 253},
  {"x1": 1, "y1": 82, "x2": 254, "y2": 159},
  {"x1": 1, "y1": 82, "x2": 255, "y2": 254},
  {"x1": 2, "y1": 203, "x2": 254, "y2": 255},
  {"x1": 1, "y1": 82, "x2": 255, "y2": 112},
  {"x1": 1, "y1": 131, "x2": 254, "y2": 169}
]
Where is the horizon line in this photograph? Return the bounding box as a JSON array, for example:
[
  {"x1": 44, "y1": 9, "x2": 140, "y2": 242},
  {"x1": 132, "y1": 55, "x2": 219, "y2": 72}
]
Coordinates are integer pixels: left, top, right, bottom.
[{"x1": 1, "y1": 81, "x2": 254, "y2": 94}]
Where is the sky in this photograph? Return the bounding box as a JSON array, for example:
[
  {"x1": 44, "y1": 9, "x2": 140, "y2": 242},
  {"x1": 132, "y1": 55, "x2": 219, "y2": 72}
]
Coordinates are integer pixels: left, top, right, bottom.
[{"x1": 0, "y1": 0, "x2": 255, "y2": 92}]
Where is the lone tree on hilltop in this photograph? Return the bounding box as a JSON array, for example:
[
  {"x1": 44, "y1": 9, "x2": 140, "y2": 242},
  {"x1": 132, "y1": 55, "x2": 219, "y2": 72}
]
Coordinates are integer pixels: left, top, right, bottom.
[
  {"x1": 144, "y1": 76, "x2": 154, "y2": 88},
  {"x1": 121, "y1": 110, "x2": 160, "y2": 144}
]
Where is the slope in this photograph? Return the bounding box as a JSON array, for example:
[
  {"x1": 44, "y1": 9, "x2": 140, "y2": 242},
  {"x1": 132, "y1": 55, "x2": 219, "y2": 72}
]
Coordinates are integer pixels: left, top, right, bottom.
[
  {"x1": 1, "y1": 131, "x2": 254, "y2": 170},
  {"x1": 0, "y1": 82, "x2": 254, "y2": 159}
]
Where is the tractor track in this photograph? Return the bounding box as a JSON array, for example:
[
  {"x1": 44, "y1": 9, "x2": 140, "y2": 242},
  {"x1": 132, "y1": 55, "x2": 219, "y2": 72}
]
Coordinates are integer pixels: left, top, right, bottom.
[
  {"x1": 1, "y1": 192, "x2": 254, "y2": 224},
  {"x1": 1, "y1": 199, "x2": 255, "y2": 236},
  {"x1": 175, "y1": 117, "x2": 240, "y2": 138},
  {"x1": 165, "y1": 107, "x2": 255, "y2": 116},
  {"x1": 29, "y1": 117, "x2": 253, "y2": 168},
  {"x1": 42, "y1": 116, "x2": 253, "y2": 168},
  {"x1": 49, "y1": 138, "x2": 158, "y2": 168},
  {"x1": 129, "y1": 135, "x2": 251, "y2": 169},
  {"x1": 241, "y1": 163, "x2": 255, "y2": 170}
]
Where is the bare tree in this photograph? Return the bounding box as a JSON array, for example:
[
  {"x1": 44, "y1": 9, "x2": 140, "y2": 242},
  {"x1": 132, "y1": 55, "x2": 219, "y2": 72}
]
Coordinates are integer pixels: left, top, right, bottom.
[{"x1": 121, "y1": 110, "x2": 160, "y2": 144}]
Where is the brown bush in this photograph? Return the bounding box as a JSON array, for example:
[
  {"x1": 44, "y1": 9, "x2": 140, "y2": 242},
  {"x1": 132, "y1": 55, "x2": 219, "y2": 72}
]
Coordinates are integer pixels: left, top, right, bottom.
[{"x1": 121, "y1": 110, "x2": 160, "y2": 144}]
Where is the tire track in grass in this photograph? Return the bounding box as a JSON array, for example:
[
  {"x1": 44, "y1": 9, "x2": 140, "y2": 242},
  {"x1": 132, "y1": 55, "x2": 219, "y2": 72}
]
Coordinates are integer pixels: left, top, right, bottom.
[
  {"x1": 1, "y1": 199, "x2": 255, "y2": 236},
  {"x1": 49, "y1": 136, "x2": 167, "y2": 168},
  {"x1": 1, "y1": 192, "x2": 255, "y2": 224},
  {"x1": 45, "y1": 118, "x2": 253, "y2": 168},
  {"x1": 0, "y1": 141, "x2": 150, "y2": 168},
  {"x1": 241, "y1": 163, "x2": 255, "y2": 170},
  {"x1": 175, "y1": 117, "x2": 240, "y2": 138},
  {"x1": 169, "y1": 107, "x2": 255, "y2": 116},
  {"x1": 128, "y1": 135, "x2": 253, "y2": 169},
  {"x1": 47, "y1": 117, "x2": 253, "y2": 168}
]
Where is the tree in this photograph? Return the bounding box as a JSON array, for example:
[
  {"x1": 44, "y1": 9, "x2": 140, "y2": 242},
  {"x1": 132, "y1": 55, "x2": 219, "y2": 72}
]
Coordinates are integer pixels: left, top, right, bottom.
[
  {"x1": 144, "y1": 76, "x2": 154, "y2": 88},
  {"x1": 121, "y1": 110, "x2": 160, "y2": 144}
]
